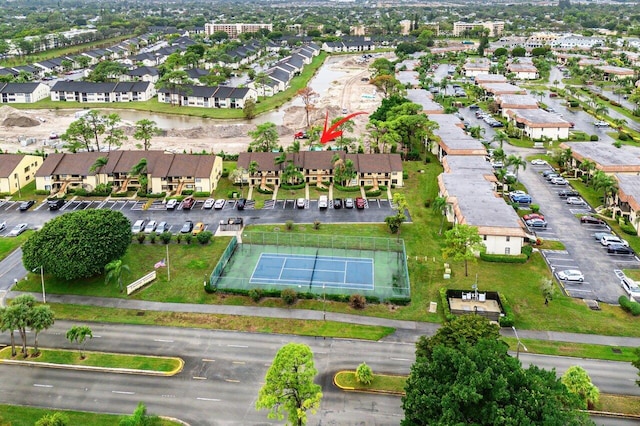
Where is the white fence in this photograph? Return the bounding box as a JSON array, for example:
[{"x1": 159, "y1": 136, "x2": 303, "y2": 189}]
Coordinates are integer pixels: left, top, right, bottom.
[{"x1": 126, "y1": 271, "x2": 156, "y2": 295}]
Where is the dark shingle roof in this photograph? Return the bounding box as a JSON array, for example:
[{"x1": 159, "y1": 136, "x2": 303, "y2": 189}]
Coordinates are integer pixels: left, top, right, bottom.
[{"x1": 0, "y1": 82, "x2": 42, "y2": 94}]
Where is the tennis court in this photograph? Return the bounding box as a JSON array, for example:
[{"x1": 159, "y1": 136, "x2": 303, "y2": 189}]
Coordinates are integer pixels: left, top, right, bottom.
[{"x1": 251, "y1": 253, "x2": 374, "y2": 290}]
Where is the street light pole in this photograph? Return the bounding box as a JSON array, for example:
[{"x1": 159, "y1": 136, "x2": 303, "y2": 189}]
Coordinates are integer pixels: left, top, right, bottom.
[
  {"x1": 33, "y1": 266, "x2": 45, "y2": 303},
  {"x1": 323, "y1": 284, "x2": 326, "y2": 321},
  {"x1": 512, "y1": 326, "x2": 527, "y2": 359}
]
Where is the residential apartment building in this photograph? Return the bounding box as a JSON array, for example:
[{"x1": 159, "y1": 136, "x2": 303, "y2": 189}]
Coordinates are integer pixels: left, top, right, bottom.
[
  {"x1": 453, "y1": 21, "x2": 504, "y2": 37},
  {"x1": 0, "y1": 83, "x2": 50, "y2": 103},
  {"x1": 35, "y1": 151, "x2": 223, "y2": 195},
  {"x1": 236, "y1": 152, "x2": 403, "y2": 188},
  {"x1": 0, "y1": 153, "x2": 43, "y2": 195},
  {"x1": 50, "y1": 81, "x2": 155, "y2": 103},
  {"x1": 204, "y1": 23, "x2": 273, "y2": 39},
  {"x1": 157, "y1": 85, "x2": 257, "y2": 109}
]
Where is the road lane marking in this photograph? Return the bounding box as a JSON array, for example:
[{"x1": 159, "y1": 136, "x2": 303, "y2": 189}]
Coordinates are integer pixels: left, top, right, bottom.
[
  {"x1": 193, "y1": 376, "x2": 207, "y2": 380},
  {"x1": 225, "y1": 379, "x2": 240, "y2": 383},
  {"x1": 112, "y1": 391, "x2": 135, "y2": 395},
  {"x1": 227, "y1": 344, "x2": 248, "y2": 348},
  {"x1": 154, "y1": 339, "x2": 174, "y2": 342},
  {"x1": 197, "y1": 397, "x2": 221, "y2": 402},
  {"x1": 232, "y1": 361, "x2": 245, "y2": 365},
  {"x1": 33, "y1": 384, "x2": 53, "y2": 388},
  {"x1": 390, "y1": 357, "x2": 411, "y2": 361},
  {"x1": 202, "y1": 358, "x2": 215, "y2": 362}
]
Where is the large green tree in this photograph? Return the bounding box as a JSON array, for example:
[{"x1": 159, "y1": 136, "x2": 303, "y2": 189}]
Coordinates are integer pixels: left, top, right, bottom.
[
  {"x1": 133, "y1": 119, "x2": 161, "y2": 151},
  {"x1": 402, "y1": 338, "x2": 590, "y2": 426},
  {"x1": 562, "y1": 365, "x2": 600, "y2": 409},
  {"x1": 442, "y1": 224, "x2": 484, "y2": 276},
  {"x1": 256, "y1": 343, "x2": 322, "y2": 426},
  {"x1": 66, "y1": 325, "x2": 93, "y2": 359},
  {"x1": 22, "y1": 210, "x2": 132, "y2": 281},
  {"x1": 248, "y1": 122, "x2": 279, "y2": 152}
]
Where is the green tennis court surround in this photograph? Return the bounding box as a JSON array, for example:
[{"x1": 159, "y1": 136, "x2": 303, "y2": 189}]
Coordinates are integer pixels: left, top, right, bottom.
[{"x1": 209, "y1": 232, "x2": 410, "y2": 302}]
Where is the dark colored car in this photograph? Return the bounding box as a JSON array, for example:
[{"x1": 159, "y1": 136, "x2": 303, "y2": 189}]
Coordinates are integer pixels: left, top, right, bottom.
[
  {"x1": 558, "y1": 189, "x2": 579, "y2": 198},
  {"x1": 47, "y1": 198, "x2": 65, "y2": 210},
  {"x1": 580, "y1": 215, "x2": 605, "y2": 225},
  {"x1": 181, "y1": 197, "x2": 195, "y2": 210},
  {"x1": 608, "y1": 244, "x2": 635, "y2": 255},
  {"x1": 333, "y1": 198, "x2": 343, "y2": 209},
  {"x1": 525, "y1": 218, "x2": 547, "y2": 228},
  {"x1": 542, "y1": 170, "x2": 557, "y2": 177},
  {"x1": 19, "y1": 200, "x2": 35, "y2": 211},
  {"x1": 180, "y1": 220, "x2": 194, "y2": 233},
  {"x1": 237, "y1": 198, "x2": 246, "y2": 210}
]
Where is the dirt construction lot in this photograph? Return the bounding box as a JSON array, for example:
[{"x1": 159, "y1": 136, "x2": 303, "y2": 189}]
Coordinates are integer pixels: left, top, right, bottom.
[{"x1": 0, "y1": 54, "x2": 389, "y2": 155}]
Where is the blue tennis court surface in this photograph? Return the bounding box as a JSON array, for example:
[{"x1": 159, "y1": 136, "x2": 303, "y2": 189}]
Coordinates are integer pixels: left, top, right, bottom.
[{"x1": 250, "y1": 253, "x2": 374, "y2": 290}]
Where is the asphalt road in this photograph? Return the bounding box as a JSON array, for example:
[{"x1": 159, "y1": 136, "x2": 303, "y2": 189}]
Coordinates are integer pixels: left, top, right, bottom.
[{"x1": 0, "y1": 321, "x2": 638, "y2": 425}]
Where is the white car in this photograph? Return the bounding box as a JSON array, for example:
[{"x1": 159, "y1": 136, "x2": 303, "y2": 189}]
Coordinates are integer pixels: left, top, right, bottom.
[
  {"x1": 144, "y1": 220, "x2": 158, "y2": 234},
  {"x1": 594, "y1": 121, "x2": 609, "y2": 128},
  {"x1": 557, "y1": 270, "x2": 584, "y2": 282},
  {"x1": 600, "y1": 235, "x2": 629, "y2": 247},
  {"x1": 530, "y1": 159, "x2": 546, "y2": 166},
  {"x1": 566, "y1": 197, "x2": 585, "y2": 205},
  {"x1": 8, "y1": 223, "x2": 28, "y2": 237},
  {"x1": 550, "y1": 177, "x2": 567, "y2": 185},
  {"x1": 203, "y1": 198, "x2": 215, "y2": 209},
  {"x1": 296, "y1": 198, "x2": 306, "y2": 209},
  {"x1": 214, "y1": 199, "x2": 226, "y2": 209},
  {"x1": 0, "y1": 221, "x2": 5, "y2": 232}
]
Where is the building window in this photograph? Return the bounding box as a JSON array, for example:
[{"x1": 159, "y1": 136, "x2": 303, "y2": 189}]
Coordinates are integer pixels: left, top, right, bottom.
[
  {"x1": 505, "y1": 247, "x2": 511, "y2": 255},
  {"x1": 483, "y1": 235, "x2": 487, "y2": 241},
  {"x1": 506, "y1": 236, "x2": 510, "y2": 242}
]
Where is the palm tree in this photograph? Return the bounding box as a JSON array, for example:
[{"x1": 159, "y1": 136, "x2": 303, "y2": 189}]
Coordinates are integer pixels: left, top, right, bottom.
[
  {"x1": 105, "y1": 259, "x2": 130, "y2": 293},
  {"x1": 287, "y1": 140, "x2": 301, "y2": 153},
  {"x1": 89, "y1": 156, "x2": 109, "y2": 185},
  {"x1": 130, "y1": 158, "x2": 148, "y2": 194},
  {"x1": 495, "y1": 167, "x2": 508, "y2": 195},
  {"x1": 580, "y1": 160, "x2": 596, "y2": 183},
  {"x1": 506, "y1": 154, "x2": 526, "y2": 183},
  {"x1": 594, "y1": 103, "x2": 608, "y2": 119},
  {"x1": 248, "y1": 160, "x2": 259, "y2": 186},
  {"x1": 492, "y1": 130, "x2": 509, "y2": 148},
  {"x1": 592, "y1": 171, "x2": 617, "y2": 212},
  {"x1": 431, "y1": 196, "x2": 448, "y2": 235},
  {"x1": 612, "y1": 118, "x2": 627, "y2": 131}
]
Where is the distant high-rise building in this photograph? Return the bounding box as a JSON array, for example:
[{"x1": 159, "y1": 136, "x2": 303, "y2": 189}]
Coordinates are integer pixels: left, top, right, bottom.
[
  {"x1": 453, "y1": 21, "x2": 505, "y2": 37},
  {"x1": 204, "y1": 22, "x2": 273, "y2": 39}
]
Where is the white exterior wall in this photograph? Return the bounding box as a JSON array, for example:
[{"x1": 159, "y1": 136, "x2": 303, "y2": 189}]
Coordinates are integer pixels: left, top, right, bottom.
[
  {"x1": 524, "y1": 126, "x2": 570, "y2": 141},
  {"x1": 481, "y1": 234, "x2": 523, "y2": 255},
  {"x1": 514, "y1": 71, "x2": 538, "y2": 79}
]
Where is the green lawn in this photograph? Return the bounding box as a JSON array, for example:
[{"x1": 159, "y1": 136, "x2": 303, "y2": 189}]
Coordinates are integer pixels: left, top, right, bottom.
[
  {"x1": 334, "y1": 371, "x2": 406, "y2": 394},
  {"x1": 277, "y1": 187, "x2": 306, "y2": 200},
  {"x1": 0, "y1": 231, "x2": 31, "y2": 261},
  {"x1": 0, "y1": 404, "x2": 180, "y2": 426},
  {"x1": 0, "y1": 347, "x2": 182, "y2": 373}
]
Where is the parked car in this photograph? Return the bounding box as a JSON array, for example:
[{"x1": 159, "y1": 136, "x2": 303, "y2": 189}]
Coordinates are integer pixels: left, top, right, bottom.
[
  {"x1": 296, "y1": 198, "x2": 306, "y2": 209},
  {"x1": 523, "y1": 213, "x2": 544, "y2": 221},
  {"x1": 166, "y1": 199, "x2": 178, "y2": 210},
  {"x1": 594, "y1": 120, "x2": 609, "y2": 128},
  {"x1": 549, "y1": 92, "x2": 558, "y2": 98},
  {"x1": 558, "y1": 189, "x2": 579, "y2": 198},
  {"x1": 47, "y1": 198, "x2": 65, "y2": 210},
  {"x1": 355, "y1": 197, "x2": 365, "y2": 209},
  {"x1": 333, "y1": 198, "x2": 343, "y2": 209},
  {"x1": 608, "y1": 244, "x2": 635, "y2": 255},
  {"x1": 526, "y1": 218, "x2": 547, "y2": 228},
  {"x1": 542, "y1": 170, "x2": 557, "y2": 177},
  {"x1": 509, "y1": 190, "x2": 527, "y2": 197},
  {"x1": 214, "y1": 199, "x2": 225, "y2": 209},
  {"x1": 621, "y1": 277, "x2": 640, "y2": 300},
  {"x1": 344, "y1": 198, "x2": 354, "y2": 209},
  {"x1": 237, "y1": 198, "x2": 246, "y2": 210},
  {"x1": 19, "y1": 200, "x2": 35, "y2": 211},
  {"x1": 192, "y1": 222, "x2": 205, "y2": 236},
  {"x1": 580, "y1": 216, "x2": 605, "y2": 225},
  {"x1": 8, "y1": 223, "x2": 28, "y2": 237},
  {"x1": 544, "y1": 173, "x2": 559, "y2": 181},
  {"x1": 0, "y1": 221, "x2": 5, "y2": 232},
  {"x1": 510, "y1": 194, "x2": 532, "y2": 204},
  {"x1": 593, "y1": 232, "x2": 614, "y2": 241},
  {"x1": 530, "y1": 159, "x2": 546, "y2": 166},
  {"x1": 469, "y1": 104, "x2": 479, "y2": 110},
  {"x1": 557, "y1": 269, "x2": 584, "y2": 282},
  {"x1": 550, "y1": 177, "x2": 568, "y2": 185},
  {"x1": 157, "y1": 221, "x2": 169, "y2": 233},
  {"x1": 294, "y1": 131, "x2": 309, "y2": 139},
  {"x1": 131, "y1": 220, "x2": 146, "y2": 233},
  {"x1": 203, "y1": 198, "x2": 215, "y2": 209},
  {"x1": 180, "y1": 220, "x2": 194, "y2": 233},
  {"x1": 491, "y1": 161, "x2": 504, "y2": 169},
  {"x1": 319, "y1": 195, "x2": 328, "y2": 209},
  {"x1": 601, "y1": 235, "x2": 629, "y2": 247},
  {"x1": 182, "y1": 197, "x2": 195, "y2": 210},
  {"x1": 566, "y1": 197, "x2": 585, "y2": 205},
  {"x1": 144, "y1": 220, "x2": 158, "y2": 234}
]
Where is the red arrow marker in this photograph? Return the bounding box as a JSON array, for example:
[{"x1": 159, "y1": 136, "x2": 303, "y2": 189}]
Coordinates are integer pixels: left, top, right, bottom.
[{"x1": 320, "y1": 110, "x2": 368, "y2": 144}]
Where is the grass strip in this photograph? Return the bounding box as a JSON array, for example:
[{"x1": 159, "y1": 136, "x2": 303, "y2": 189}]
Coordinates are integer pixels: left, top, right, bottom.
[
  {"x1": 334, "y1": 372, "x2": 640, "y2": 416},
  {"x1": 502, "y1": 338, "x2": 637, "y2": 362},
  {"x1": 49, "y1": 303, "x2": 395, "y2": 341},
  {"x1": 0, "y1": 346, "x2": 182, "y2": 373},
  {"x1": 0, "y1": 404, "x2": 180, "y2": 426}
]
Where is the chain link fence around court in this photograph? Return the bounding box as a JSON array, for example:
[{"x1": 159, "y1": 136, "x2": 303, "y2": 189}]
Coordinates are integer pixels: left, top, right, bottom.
[{"x1": 209, "y1": 232, "x2": 410, "y2": 302}]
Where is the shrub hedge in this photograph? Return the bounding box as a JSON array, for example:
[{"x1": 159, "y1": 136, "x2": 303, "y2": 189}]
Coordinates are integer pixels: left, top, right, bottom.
[
  {"x1": 281, "y1": 182, "x2": 306, "y2": 190},
  {"x1": 334, "y1": 184, "x2": 361, "y2": 192},
  {"x1": 480, "y1": 252, "x2": 528, "y2": 263},
  {"x1": 619, "y1": 295, "x2": 640, "y2": 316},
  {"x1": 440, "y1": 287, "x2": 455, "y2": 322},
  {"x1": 499, "y1": 292, "x2": 515, "y2": 326}
]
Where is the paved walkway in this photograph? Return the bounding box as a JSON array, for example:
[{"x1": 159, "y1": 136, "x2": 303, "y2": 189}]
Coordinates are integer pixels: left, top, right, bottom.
[{"x1": 7, "y1": 290, "x2": 640, "y2": 347}]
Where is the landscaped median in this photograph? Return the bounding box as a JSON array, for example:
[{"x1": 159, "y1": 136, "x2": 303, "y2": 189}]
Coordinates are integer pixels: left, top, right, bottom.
[
  {"x1": 333, "y1": 371, "x2": 640, "y2": 417},
  {"x1": 0, "y1": 347, "x2": 184, "y2": 376}
]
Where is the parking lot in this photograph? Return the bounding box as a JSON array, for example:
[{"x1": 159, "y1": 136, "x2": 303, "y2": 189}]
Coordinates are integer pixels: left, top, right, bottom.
[{"x1": 0, "y1": 196, "x2": 398, "y2": 238}]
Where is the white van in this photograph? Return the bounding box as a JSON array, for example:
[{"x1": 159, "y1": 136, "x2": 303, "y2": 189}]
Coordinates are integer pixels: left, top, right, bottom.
[
  {"x1": 132, "y1": 220, "x2": 146, "y2": 234},
  {"x1": 318, "y1": 195, "x2": 328, "y2": 209},
  {"x1": 621, "y1": 277, "x2": 640, "y2": 302}
]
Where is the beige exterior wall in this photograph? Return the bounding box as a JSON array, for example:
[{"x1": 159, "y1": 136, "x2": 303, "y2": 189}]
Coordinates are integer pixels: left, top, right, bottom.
[
  {"x1": 1, "y1": 155, "x2": 42, "y2": 194},
  {"x1": 481, "y1": 234, "x2": 523, "y2": 255}
]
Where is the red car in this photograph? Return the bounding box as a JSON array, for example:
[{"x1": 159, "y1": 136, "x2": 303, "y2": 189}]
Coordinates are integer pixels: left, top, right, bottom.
[
  {"x1": 355, "y1": 197, "x2": 365, "y2": 209},
  {"x1": 181, "y1": 197, "x2": 195, "y2": 210},
  {"x1": 549, "y1": 92, "x2": 558, "y2": 98},
  {"x1": 523, "y1": 213, "x2": 544, "y2": 221},
  {"x1": 294, "y1": 131, "x2": 308, "y2": 139}
]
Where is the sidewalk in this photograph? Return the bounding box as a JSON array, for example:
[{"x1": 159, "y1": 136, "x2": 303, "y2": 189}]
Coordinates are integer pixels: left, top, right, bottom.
[{"x1": 7, "y1": 291, "x2": 640, "y2": 347}]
